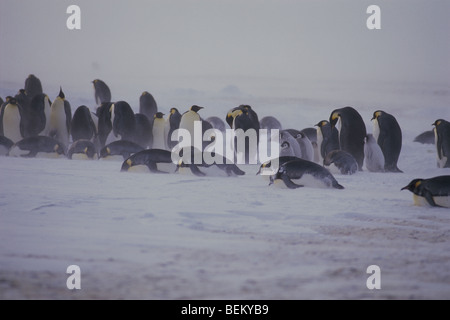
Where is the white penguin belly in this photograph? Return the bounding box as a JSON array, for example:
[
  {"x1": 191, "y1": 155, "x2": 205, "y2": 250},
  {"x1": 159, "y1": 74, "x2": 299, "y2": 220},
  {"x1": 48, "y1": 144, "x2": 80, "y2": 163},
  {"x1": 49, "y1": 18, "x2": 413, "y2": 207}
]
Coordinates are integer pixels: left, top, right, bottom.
[
  {"x1": 152, "y1": 121, "x2": 167, "y2": 150},
  {"x1": 71, "y1": 153, "x2": 98, "y2": 160},
  {"x1": 156, "y1": 162, "x2": 177, "y2": 173},
  {"x1": 3, "y1": 106, "x2": 22, "y2": 143},
  {"x1": 35, "y1": 152, "x2": 66, "y2": 159},
  {"x1": 100, "y1": 155, "x2": 125, "y2": 162},
  {"x1": 413, "y1": 194, "x2": 450, "y2": 208},
  {"x1": 8, "y1": 145, "x2": 29, "y2": 157},
  {"x1": 127, "y1": 165, "x2": 151, "y2": 173},
  {"x1": 293, "y1": 174, "x2": 331, "y2": 189},
  {"x1": 50, "y1": 106, "x2": 69, "y2": 145},
  {"x1": 373, "y1": 119, "x2": 380, "y2": 142}
]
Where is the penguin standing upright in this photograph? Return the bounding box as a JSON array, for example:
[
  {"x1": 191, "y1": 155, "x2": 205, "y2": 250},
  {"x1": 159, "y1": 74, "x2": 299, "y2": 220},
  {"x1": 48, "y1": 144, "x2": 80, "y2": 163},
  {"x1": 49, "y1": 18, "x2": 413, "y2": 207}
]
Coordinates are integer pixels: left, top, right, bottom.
[
  {"x1": 49, "y1": 88, "x2": 72, "y2": 146},
  {"x1": 0, "y1": 96, "x2": 12, "y2": 136},
  {"x1": 315, "y1": 120, "x2": 340, "y2": 164},
  {"x1": 139, "y1": 91, "x2": 158, "y2": 121},
  {"x1": 364, "y1": 134, "x2": 385, "y2": 172},
  {"x1": 110, "y1": 101, "x2": 136, "y2": 143},
  {"x1": 92, "y1": 79, "x2": 112, "y2": 106},
  {"x1": 152, "y1": 112, "x2": 167, "y2": 150},
  {"x1": 226, "y1": 105, "x2": 260, "y2": 164},
  {"x1": 24, "y1": 74, "x2": 43, "y2": 100},
  {"x1": 371, "y1": 110, "x2": 403, "y2": 172},
  {"x1": 433, "y1": 119, "x2": 450, "y2": 168},
  {"x1": 134, "y1": 113, "x2": 152, "y2": 148},
  {"x1": 23, "y1": 93, "x2": 51, "y2": 138},
  {"x1": 179, "y1": 105, "x2": 204, "y2": 147},
  {"x1": 1, "y1": 98, "x2": 24, "y2": 143},
  {"x1": 166, "y1": 107, "x2": 182, "y2": 150},
  {"x1": 329, "y1": 107, "x2": 367, "y2": 170},
  {"x1": 95, "y1": 102, "x2": 113, "y2": 148},
  {"x1": 71, "y1": 105, "x2": 97, "y2": 142}
]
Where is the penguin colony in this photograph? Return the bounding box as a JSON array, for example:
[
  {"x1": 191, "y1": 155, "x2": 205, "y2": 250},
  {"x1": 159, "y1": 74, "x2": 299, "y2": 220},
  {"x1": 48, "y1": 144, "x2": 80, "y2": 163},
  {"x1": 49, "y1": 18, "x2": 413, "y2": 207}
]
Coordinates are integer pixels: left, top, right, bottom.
[{"x1": 1, "y1": 75, "x2": 449, "y2": 208}]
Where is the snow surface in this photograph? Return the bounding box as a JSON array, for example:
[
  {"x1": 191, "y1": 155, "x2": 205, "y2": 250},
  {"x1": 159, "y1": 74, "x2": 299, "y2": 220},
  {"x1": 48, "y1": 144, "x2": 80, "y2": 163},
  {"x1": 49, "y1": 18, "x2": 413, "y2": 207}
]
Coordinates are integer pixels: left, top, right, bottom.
[{"x1": 0, "y1": 80, "x2": 450, "y2": 300}]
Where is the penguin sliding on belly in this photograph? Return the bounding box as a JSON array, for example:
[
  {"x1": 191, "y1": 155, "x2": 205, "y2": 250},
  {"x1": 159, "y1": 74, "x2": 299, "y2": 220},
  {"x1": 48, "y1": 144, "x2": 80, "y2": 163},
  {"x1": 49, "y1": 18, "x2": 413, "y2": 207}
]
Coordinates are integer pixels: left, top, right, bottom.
[
  {"x1": 402, "y1": 176, "x2": 450, "y2": 208},
  {"x1": 9, "y1": 136, "x2": 66, "y2": 158},
  {"x1": 99, "y1": 140, "x2": 144, "y2": 161},
  {"x1": 67, "y1": 140, "x2": 98, "y2": 160},
  {"x1": 121, "y1": 149, "x2": 175, "y2": 173},
  {"x1": 265, "y1": 158, "x2": 344, "y2": 189}
]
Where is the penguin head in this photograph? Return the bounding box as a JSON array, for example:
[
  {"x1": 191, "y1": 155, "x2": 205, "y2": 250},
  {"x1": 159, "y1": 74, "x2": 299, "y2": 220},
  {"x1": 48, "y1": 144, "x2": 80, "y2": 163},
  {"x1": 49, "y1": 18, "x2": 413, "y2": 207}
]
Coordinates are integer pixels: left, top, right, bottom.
[
  {"x1": 281, "y1": 141, "x2": 290, "y2": 150},
  {"x1": 256, "y1": 160, "x2": 272, "y2": 175},
  {"x1": 330, "y1": 112, "x2": 340, "y2": 127},
  {"x1": 154, "y1": 112, "x2": 165, "y2": 119},
  {"x1": 372, "y1": 110, "x2": 384, "y2": 121},
  {"x1": 7, "y1": 98, "x2": 18, "y2": 106},
  {"x1": 315, "y1": 121, "x2": 328, "y2": 128},
  {"x1": 141, "y1": 91, "x2": 149, "y2": 96},
  {"x1": 401, "y1": 179, "x2": 423, "y2": 193},
  {"x1": 57, "y1": 87, "x2": 65, "y2": 100},
  {"x1": 170, "y1": 108, "x2": 179, "y2": 115},
  {"x1": 190, "y1": 105, "x2": 204, "y2": 113},
  {"x1": 432, "y1": 119, "x2": 444, "y2": 127}
]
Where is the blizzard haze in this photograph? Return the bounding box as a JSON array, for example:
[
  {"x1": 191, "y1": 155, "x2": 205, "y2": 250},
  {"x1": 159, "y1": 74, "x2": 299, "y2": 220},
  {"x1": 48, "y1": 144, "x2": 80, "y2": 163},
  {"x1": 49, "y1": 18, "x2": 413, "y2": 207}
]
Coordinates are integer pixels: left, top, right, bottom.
[{"x1": 1, "y1": 0, "x2": 449, "y2": 97}]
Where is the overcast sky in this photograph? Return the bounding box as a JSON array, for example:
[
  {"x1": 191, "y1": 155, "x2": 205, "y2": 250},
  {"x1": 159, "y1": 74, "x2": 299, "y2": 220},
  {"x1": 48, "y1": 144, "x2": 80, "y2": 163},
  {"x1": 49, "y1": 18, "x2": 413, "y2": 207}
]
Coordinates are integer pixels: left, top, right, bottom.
[{"x1": 0, "y1": 0, "x2": 449, "y2": 96}]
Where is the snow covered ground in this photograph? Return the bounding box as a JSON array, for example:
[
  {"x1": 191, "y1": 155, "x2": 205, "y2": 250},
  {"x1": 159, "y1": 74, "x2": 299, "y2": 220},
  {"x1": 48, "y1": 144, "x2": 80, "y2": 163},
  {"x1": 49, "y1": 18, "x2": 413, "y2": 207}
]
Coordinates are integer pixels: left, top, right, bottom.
[{"x1": 0, "y1": 79, "x2": 449, "y2": 300}]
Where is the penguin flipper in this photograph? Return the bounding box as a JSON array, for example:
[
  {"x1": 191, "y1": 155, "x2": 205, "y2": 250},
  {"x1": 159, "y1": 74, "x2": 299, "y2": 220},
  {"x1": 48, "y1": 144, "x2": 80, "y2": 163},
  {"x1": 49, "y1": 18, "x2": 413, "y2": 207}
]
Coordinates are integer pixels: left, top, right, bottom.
[
  {"x1": 424, "y1": 191, "x2": 439, "y2": 207},
  {"x1": 281, "y1": 174, "x2": 304, "y2": 189}
]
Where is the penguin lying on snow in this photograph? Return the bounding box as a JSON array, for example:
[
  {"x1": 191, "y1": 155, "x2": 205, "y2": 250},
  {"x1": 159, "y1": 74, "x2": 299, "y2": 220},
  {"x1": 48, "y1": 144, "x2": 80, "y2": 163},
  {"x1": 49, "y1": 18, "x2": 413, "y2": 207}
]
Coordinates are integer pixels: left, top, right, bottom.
[
  {"x1": 67, "y1": 140, "x2": 98, "y2": 160},
  {"x1": 402, "y1": 176, "x2": 450, "y2": 208},
  {"x1": 176, "y1": 148, "x2": 245, "y2": 177},
  {"x1": 100, "y1": 140, "x2": 144, "y2": 161},
  {"x1": 323, "y1": 150, "x2": 358, "y2": 175},
  {"x1": 121, "y1": 149, "x2": 175, "y2": 173},
  {"x1": 259, "y1": 157, "x2": 344, "y2": 189},
  {"x1": 9, "y1": 136, "x2": 66, "y2": 158}
]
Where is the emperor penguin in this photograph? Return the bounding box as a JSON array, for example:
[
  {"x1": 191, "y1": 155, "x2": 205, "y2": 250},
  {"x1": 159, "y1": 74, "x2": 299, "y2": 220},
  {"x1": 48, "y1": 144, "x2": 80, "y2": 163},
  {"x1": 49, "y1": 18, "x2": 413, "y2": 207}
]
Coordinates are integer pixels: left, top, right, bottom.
[
  {"x1": 364, "y1": 134, "x2": 385, "y2": 172},
  {"x1": 22, "y1": 93, "x2": 50, "y2": 138},
  {"x1": 152, "y1": 112, "x2": 167, "y2": 150},
  {"x1": 139, "y1": 91, "x2": 158, "y2": 121},
  {"x1": 329, "y1": 107, "x2": 367, "y2": 170},
  {"x1": 92, "y1": 79, "x2": 112, "y2": 106},
  {"x1": 371, "y1": 110, "x2": 403, "y2": 172},
  {"x1": 315, "y1": 120, "x2": 340, "y2": 164},
  {"x1": 95, "y1": 102, "x2": 113, "y2": 148},
  {"x1": 24, "y1": 74, "x2": 43, "y2": 100},
  {"x1": 279, "y1": 130, "x2": 302, "y2": 158},
  {"x1": 206, "y1": 116, "x2": 226, "y2": 133},
  {"x1": 2, "y1": 98, "x2": 24, "y2": 143},
  {"x1": 179, "y1": 105, "x2": 204, "y2": 147},
  {"x1": 402, "y1": 176, "x2": 450, "y2": 208},
  {"x1": 0, "y1": 96, "x2": 13, "y2": 136},
  {"x1": 260, "y1": 116, "x2": 282, "y2": 131},
  {"x1": 166, "y1": 107, "x2": 182, "y2": 150},
  {"x1": 49, "y1": 88, "x2": 72, "y2": 146},
  {"x1": 226, "y1": 105, "x2": 260, "y2": 164},
  {"x1": 134, "y1": 113, "x2": 152, "y2": 148},
  {"x1": 270, "y1": 159, "x2": 344, "y2": 190},
  {"x1": 433, "y1": 119, "x2": 450, "y2": 168},
  {"x1": 110, "y1": 101, "x2": 136, "y2": 142},
  {"x1": 71, "y1": 105, "x2": 97, "y2": 142}
]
